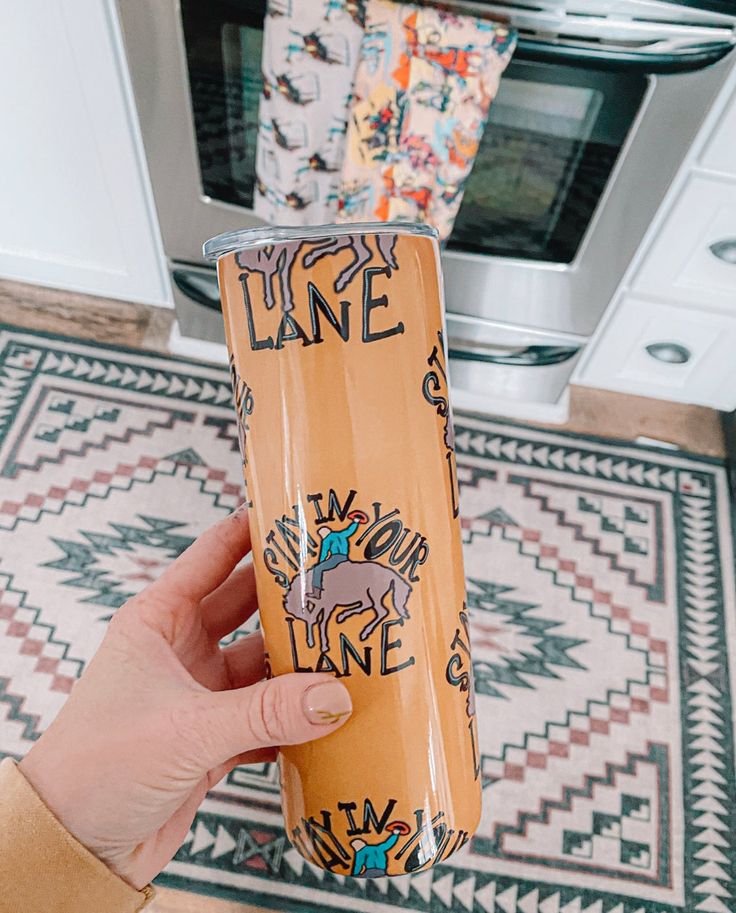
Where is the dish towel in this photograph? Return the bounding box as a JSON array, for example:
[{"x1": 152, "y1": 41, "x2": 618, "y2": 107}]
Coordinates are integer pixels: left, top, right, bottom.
[
  {"x1": 336, "y1": 0, "x2": 516, "y2": 239},
  {"x1": 254, "y1": 0, "x2": 365, "y2": 224}
]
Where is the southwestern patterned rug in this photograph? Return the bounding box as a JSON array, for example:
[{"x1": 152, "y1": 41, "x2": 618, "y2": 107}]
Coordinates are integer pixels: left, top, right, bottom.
[{"x1": 0, "y1": 323, "x2": 734, "y2": 913}]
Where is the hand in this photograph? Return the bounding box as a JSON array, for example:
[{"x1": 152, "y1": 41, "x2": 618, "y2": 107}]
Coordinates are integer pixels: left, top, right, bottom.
[{"x1": 19, "y1": 507, "x2": 352, "y2": 890}]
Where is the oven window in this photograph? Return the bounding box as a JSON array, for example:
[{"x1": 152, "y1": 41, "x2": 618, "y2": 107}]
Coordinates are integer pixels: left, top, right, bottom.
[
  {"x1": 181, "y1": 0, "x2": 265, "y2": 209},
  {"x1": 222, "y1": 23, "x2": 262, "y2": 206},
  {"x1": 181, "y1": 4, "x2": 647, "y2": 264},
  {"x1": 448, "y1": 60, "x2": 648, "y2": 263}
]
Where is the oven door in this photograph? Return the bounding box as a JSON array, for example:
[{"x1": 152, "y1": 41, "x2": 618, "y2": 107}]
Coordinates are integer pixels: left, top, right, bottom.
[
  {"x1": 116, "y1": 0, "x2": 736, "y2": 341},
  {"x1": 116, "y1": 0, "x2": 267, "y2": 267},
  {"x1": 117, "y1": 0, "x2": 652, "y2": 265}
]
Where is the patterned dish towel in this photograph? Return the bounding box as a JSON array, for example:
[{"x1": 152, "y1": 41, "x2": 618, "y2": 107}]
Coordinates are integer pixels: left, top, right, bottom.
[
  {"x1": 336, "y1": 0, "x2": 516, "y2": 239},
  {"x1": 253, "y1": 0, "x2": 365, "y2": 224}
]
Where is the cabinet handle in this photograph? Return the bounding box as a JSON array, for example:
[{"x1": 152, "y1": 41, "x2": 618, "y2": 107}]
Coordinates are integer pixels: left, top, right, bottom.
[
  {"x1": 645, "y1": 342, "x2": 691, "y2": 365},
  {"x1": 709, "y1": 239, "x2": 736, "y2": 265}
]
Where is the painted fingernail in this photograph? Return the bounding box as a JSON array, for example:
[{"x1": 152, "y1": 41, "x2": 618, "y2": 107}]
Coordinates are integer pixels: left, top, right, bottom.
[{"x1": 303, "y1": 681, "x2": 352, "y2": 726}]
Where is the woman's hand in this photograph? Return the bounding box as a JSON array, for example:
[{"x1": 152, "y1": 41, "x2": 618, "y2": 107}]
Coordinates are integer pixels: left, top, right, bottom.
[{"x1": 19, "y1": 506, "x2": 352, "y2": 890}]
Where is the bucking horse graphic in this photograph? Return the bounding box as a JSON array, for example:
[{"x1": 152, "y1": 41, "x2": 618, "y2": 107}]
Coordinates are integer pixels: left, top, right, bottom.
[{"x1": 284, "y1": 559, "x2": 412, "y2": 653}]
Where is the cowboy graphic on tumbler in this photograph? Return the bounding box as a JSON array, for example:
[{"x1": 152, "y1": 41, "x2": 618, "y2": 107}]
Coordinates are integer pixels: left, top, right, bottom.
[
  {"x1": 350, "y1": 821, "x2": 410, "y2": 877},
  {"x1": 282, "y1": 502, "x2": 414, "y2": 657},
  {"x1": 308, "y1": 512, "x2": 366, "y2": 596}
]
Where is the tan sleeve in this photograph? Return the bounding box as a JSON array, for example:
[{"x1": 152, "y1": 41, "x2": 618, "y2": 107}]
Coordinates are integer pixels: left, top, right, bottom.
[{"x1": 0, "y1": 758, "x2": 155, "y2": 913}]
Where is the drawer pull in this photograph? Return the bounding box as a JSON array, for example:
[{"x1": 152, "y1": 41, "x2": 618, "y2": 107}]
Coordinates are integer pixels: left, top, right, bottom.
[
  {"x1": 645, "y1": 342, "x2": 691, "y2": 364},
  {"x1": 709, "y1": 239, "x2": 736, "y2": 265}
]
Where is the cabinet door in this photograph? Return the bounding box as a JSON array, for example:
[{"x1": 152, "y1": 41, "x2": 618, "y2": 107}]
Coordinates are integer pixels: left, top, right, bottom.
[
  {"x1": 0, "y1": 0, "x2": 170, "y2": 306},
  {"x1": 701, "y1": 85, "x2": 736, "y2": 177},
  {"x1": 578, "y1": 296, "x2": 736, "y2": 410},
  {"x1": 632, "y1": 174, "x2": 736, "y2": 311}
]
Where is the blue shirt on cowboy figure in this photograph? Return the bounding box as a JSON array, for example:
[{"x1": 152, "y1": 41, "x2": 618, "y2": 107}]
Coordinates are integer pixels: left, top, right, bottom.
[
  {"x1": 319, "y1": 520, "x2": 359, "y2": 560},
  {"x1": 351, "y1": 831, "x2": 400, "y2": 878},
  {"x1": 309, "y1": 520, "x2": 359, "y2": 595}
]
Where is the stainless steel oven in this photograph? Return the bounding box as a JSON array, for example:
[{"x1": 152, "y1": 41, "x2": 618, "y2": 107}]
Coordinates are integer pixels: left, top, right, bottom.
[{"x1": 116, "y1": 0, "x2": 736, "y2": 419}]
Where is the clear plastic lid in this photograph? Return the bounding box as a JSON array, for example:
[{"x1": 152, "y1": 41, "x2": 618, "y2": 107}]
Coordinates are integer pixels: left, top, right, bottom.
[{"x1": 203, "y1": 221, "x2": 438, "y2": 261}]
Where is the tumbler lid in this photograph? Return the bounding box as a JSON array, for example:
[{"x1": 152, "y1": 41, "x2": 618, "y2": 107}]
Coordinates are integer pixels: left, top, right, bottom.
[{"x1": 203, "y1": 221, "x2": 438, "y2": 261}]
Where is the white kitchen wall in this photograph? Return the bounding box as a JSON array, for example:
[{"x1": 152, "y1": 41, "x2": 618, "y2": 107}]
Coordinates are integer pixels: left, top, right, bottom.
[{"x1": 0, "y1": 0, "x2": 172, "y2": 307}]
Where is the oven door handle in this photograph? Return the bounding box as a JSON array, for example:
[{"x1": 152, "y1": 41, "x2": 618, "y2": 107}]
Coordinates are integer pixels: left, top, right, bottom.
[
  {"x1": 172, "y1": 268, "x2": 222, "y2": 312},
  {"x1": 516, "y1": 37, "x2": 735, "y2": 73},
  {"x1": 447, "y1": 341, "x2": 581, "y2": 367}
]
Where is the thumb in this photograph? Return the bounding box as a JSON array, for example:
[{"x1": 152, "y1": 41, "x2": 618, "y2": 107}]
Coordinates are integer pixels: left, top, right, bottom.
[{"x1": 187, "y1": 673, "x2": 353, "y2": 770}]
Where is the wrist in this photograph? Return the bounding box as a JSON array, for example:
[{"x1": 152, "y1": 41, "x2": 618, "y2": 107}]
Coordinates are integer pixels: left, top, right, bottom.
[
  {"x1": 1, "y1": 760, "x2": 154, "y2": 909},
  {"x1": 20, "y1": 745, "x2": 142, "y2": 889},
  {"x1": 20, "y1": 742, "x2": 79, "y2": 845}
]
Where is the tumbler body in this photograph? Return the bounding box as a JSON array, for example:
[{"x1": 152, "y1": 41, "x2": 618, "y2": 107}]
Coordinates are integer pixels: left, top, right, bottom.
[{"x1": 206, "y1": 223, "x2": 481, "y2": 878}]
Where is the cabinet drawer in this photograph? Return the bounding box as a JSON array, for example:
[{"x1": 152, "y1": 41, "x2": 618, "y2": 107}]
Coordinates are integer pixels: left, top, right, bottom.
[
  {"x1": 633, "y1": 174, "x2": 736, "y2": 310},
  {"x1": 579, "y1": 296, "x2": 736, "y2": 410},
  {"x1": 701, "y1": 87, "x2": 736, "y2": 176}
]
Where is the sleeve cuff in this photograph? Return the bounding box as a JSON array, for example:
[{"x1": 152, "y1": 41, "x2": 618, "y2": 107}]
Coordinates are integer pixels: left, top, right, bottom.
[{"x1": 0, "y1": 758, "x2": 154, "y2": 913}]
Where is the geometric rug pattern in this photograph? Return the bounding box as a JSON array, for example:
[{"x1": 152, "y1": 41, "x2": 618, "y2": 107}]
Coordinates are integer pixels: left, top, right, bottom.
[{"x1": 0, "y1": 324, "x2": 734, "y2": 913}]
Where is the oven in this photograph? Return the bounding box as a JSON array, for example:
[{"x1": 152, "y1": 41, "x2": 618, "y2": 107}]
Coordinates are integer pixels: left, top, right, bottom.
[{"x1": 116, "y1": 0, "x2": 736, "y2": 420}]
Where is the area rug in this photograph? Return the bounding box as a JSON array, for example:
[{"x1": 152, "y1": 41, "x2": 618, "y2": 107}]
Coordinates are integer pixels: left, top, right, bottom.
[{"x1": 0, "y1": 323, "x2": 734, "y2": 913}]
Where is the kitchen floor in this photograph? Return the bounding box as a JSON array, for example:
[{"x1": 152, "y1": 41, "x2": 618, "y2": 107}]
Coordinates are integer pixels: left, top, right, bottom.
[{"x1": 2, "y1": 278, "x2": 728, "y2": 913}]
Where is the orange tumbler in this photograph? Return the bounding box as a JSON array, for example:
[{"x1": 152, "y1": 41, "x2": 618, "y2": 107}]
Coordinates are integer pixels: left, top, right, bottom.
[{"x1": 204, "y1": 223, "x2": 481, "y2": 878}]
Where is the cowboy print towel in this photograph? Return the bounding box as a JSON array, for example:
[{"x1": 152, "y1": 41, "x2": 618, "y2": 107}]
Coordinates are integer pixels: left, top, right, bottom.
[
  {"x1": 254, "y1": 0, "x2": 365, "y2": 224},
  {"x1": 336, "y1": 0, "x2": 516, "y2": 240}
]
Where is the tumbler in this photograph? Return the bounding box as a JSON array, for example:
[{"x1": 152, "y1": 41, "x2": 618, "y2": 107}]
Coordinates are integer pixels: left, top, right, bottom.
[{"x1": 204, "y1": 222, "x2": 480, "y2": 878}]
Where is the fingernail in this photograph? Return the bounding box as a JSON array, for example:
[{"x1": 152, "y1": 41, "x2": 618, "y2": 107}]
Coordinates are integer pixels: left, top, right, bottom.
[
  {"x1": 232, "y1": 501, "x2": 248, "y2": 517},
  {"x1": 303, "y1": 681, "x2": 352, "y2": 727}
]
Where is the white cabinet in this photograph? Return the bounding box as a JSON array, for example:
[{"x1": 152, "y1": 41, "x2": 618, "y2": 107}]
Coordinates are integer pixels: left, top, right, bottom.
[
  {"x1": 580, "y1": 296, "x2": 736, "y2": 410},
  {"x1": 0, "y1": 1, "x2": 171, "y2": 307},
  {"x1": 701, "y1": 86, "x2": 736, "y2": 176},
  {"x1": 579, "y1": 60, "x2": 736, "y2": 410},
  {"x1": 632, "y1": 174, "x2": 736, "y2": 311}
]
